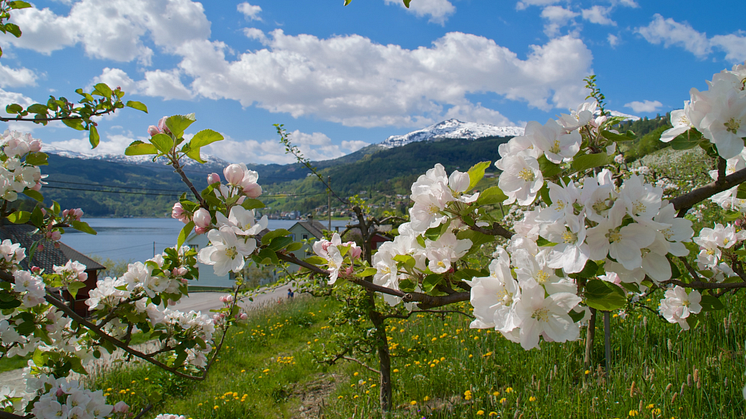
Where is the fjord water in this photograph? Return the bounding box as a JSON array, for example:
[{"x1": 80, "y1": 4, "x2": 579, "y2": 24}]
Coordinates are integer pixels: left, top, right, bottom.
[{"x1": 61, "y1": 218, "x2": 349, "y2": 263}]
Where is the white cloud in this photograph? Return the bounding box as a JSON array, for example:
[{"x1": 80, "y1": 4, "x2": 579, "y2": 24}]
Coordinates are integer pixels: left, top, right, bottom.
[
  {"x1": 581, "y1": 6, "x2": 615, "y2": 26},
  {"x1": 0, "y1": 88, "x2": 34, "y2": 118},
  {"x1": 624, "y1": 100, "x2": 663, "y2": 113},
  {"x1": 444, "y1": 103, "x2": 514, "y2": 126},
  {"x1": 383, "y1": 0, "x2": 455, "y2": 25},
  {"x1": 0, "y1": 63, "x2": 37, "y2": 88},
  {"x1": 7, "y1": 0, "x2": 210, "y2": 64},
  {"x1": 138, "y1": 69, "x2": 193, "y2": 100},
  {"x1": 94, "y1": 68, "x2": 137, "y2": 92},
  {"x1": 637, "y1": 14, "x2": 746, "y2": 63},
  {"x1": 616, "y1": 0, "x2": 638, "y2": 7},
  {"x1": 237, "y1": 2, "x2": 262, "y2": 21},
  {"x1": 711, "y1": 33, "x2": 746, "y2": 63},
  {"x1": 204, "y1": 130, "x2": 348, "y2": 164},
  {"x1": 45, "y1": 133, "x2": 140, "y2": 157},
  {"x1": 607, "y1": 34, "x2": 619, "y2": 47},
  {"x1": 637, "y1": 14, "x2": 711, "y2": 58},
  {"x1": 540, "y1": 6, "x2": 578, "y2": 37},
  {"x1": 243, "y1": 28, "x2": 269, "y2": 45},
  {"x1": 342, "y1": 140, "x2": 370, "y2": 152},
  {"x1": 169, "y1": 31, "x2": 591, "y2": 128},
  {"x1": 516, "y1": 0, "x2": 560, "y2": 11}
]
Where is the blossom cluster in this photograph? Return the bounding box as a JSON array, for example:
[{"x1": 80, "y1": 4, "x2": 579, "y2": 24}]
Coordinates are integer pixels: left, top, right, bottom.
[
  {"x1": 313, "y1": 233, "x2": 362, "y2": 284},
  {"x1": 0, "y1": 130, "x2": 45, "y2": 201},
  {"x1": 661, "y1": 62, "x2": 746, "y2": 159},
  {"x1": 27, "y1": 374, "x2": 128, "y2": 419},
  {"x1": 197, "y1": 205, "x2": 268, "y2": 276}
]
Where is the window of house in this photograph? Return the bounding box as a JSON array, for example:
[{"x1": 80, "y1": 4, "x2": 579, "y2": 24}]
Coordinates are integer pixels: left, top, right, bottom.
[{"x1": 302, "y1": 234, "x2": 308, "y2": 240}]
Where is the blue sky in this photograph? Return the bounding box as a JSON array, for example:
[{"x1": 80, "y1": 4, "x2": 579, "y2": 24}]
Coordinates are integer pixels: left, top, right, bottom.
[{"x1": 0, "y1": 0, "x2": 745, "y2": 165}]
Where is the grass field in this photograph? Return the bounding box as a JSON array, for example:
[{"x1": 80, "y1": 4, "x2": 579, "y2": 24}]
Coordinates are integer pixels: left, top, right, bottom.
[{"x1": 89, "y1": 288, "x2": 746, "y2": 419}]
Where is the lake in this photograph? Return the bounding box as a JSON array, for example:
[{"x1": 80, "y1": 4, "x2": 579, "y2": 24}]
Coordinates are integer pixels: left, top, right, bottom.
[{"x1": 61, "y1": 218, "x2": 350, "y2": 263}]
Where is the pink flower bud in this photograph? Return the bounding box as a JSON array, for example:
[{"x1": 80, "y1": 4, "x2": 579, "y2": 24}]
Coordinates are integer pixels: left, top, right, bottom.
[
  {"x1": 195, "y1": 226, "x2": 209, "y2": 235},
  {"x1": 348, "y1": 246, "x2": 362, "y2": 260},
  {"x1": 62, "y1": 209, "x2": 69, "y2": 218},
  {"x1": 223, "y1": 164, "x2": 246, "y2": 186},
  {"x1": 239, "y1": 312, "x2": 248, "y2": 320},
  {"x1": 73, "y1": 208, "x2": 84, "y2": 220},
  {"x1": 193, "y1": 208, "x2": 211, "y2": 229},
  {"x1": 29, "y1": 139, "x2": 42, "y2": 153},
  {"x1": 77, "y1": 272, "x2": 87, "y2": 281},
  {"x1": 242, "y1": 182, "x2": 262, "y2": 198},
  {"x1": 37, "y1": 243, "x2": 44, "y2": 252},
  {"x1": 31, "y1": 182, "x2": 42, "y2": 192},
  {"x1": 173, "y1": 267, "x2": 187, "y2": 277},
  {"x1": 157, "y1": 116, "x2": 170, "y2": 134},
  {"x1": 31, "y1": 266, "x2": 41, "y2": 274},
  {"x1": 220, "y1": 295, "x2": 234, "y2": 304},
  {"x1": 172, "y1": 203, "x2": 189, "y2": 224},
  {"x1": 50, "y1": 231, "x2": 61, "y2": 241},
  {"x1": 180, "y1": 278, "x2": 188, "y2": 284},
  {"x1": 344, "y1": 266, "x2": 354, "y2": 277},
  {"x1": 113, "y1": 401, "x2": 129, "y2": 413},
  {"x1": 147, "y1": 125, "x2": 160, "y2": 136},
  {"x1": 207, "y1": 173, "x2": 220, "y2": 185},
  {"x1": 56, "y1": 388, "x2": 65, "y2": 397}
]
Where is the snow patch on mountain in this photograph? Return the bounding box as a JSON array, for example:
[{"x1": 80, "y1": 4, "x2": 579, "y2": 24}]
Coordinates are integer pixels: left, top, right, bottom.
[{"x1": 380, "y1": 119, "x2": 525, "y2": 149}]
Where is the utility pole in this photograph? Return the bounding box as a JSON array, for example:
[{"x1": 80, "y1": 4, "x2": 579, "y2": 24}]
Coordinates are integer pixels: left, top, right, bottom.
[{"x1": 328, "y1": 175, "x2": 332, "y2": 231}]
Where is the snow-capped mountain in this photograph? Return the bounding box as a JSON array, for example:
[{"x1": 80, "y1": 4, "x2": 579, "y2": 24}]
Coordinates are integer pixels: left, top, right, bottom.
[
  {"x1": 41, "y1": 142, "x2": 231, "y2": 170},
  {"x1": 380, "y1": 119, "x2": 525, "y2": 149}
]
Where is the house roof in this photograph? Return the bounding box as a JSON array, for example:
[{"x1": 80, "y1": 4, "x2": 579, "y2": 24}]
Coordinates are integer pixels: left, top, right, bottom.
[
  {"x1": 291, "y1": 220, "x2": 327, "y2": 239},
  {"x1": 0, "y1": 223, "x2": 105, "y2": 272}
]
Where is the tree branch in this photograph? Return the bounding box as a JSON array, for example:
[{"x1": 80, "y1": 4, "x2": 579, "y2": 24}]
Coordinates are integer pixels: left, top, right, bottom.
[{"x1": 671, "y1": 166, "x2": 746, "y2": 215}]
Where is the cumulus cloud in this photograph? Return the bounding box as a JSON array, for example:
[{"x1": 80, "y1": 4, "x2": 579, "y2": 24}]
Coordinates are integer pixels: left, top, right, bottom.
[
  {"x1": 444, "y1": 103, "x2": 514, "y2": 126},
  {"x1": 6, "y1": 0, "x2": 210, "y2": 64},
  {"x1": 93, "y1": 67, "x2": 192, "y2": 100},
  {"x1": 204, "y1": 130, "x2": 351, "y2": 164},
  {"x1": 0, "y1": 88, "x2": 34, "y2": 118},
  {"x1": 581, "y1": 6, "x2": 615, "y2": 26},
  {"x1": 237, "y1": 2, "x2": 262, "y2": 21},
  {"x1": 624, "y1": 100, "x2": 663, "y2": 113},
  {"x1": 516, "y1": 0, "x2": 560, "y2": 11},
  {"x1": 244, "y1": 28, "x2": 269, "y2": 45},
  {"x1": 637, "y1": 14, "x2": 710, "y2": 57},
  {"x1": 383, "y1": 0, "x2": 455, "y2": 24},
  {"x1": 607, "y1": 34, "x2": 619, "y2": 47},
  {"x1": 167, "y1": 31, "x2": 591, "y2": 128},
  {"x1": 0, "y1": 63, "x2": 37, "y2": 88},
  {"x1": 540, "y1": 6, "x2": 578, "y2": 37},
  {"x1": 637, "y1": 15, "x2": 746, "y2": 62}
]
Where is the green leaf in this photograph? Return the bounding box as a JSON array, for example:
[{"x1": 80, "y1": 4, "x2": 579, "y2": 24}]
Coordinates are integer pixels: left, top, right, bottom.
[
  {"x1": 150, "y1": 133, "x2": 174, "y2": 154},
  {"x1": 177, "y1": 221, "x2": 194, "y2": 248},
  {"x1": 166, "y1": 114, "x2": 196, "y2": 139},
  {"x1": 584, "y1": 279, "x2": 626, "y2": 311},
  {"x1": 268, "y1": 236, "x2": 294, "y2": 252},
  {"x1": 71, "y1": 220, "x2": 97, "y2": 235},
  {"x1": 476, "y1": 185, "x2": 508, "y2": 206},
  {"x1": 241, "y1": 198, "x2": 265, "y2": 210},
  {"x1": 25, "y1": 151, "x2": 48, "y2": 166},
  {"x1": 261, "y1": 229, "x2": 291, "y2": 245},
  {"x1": 452, "y1": 268, "x2": 486, "y2": 282},
  {"x1": 4, "y1": 23, "x2": 21, "y2": 38},
  {"x1": 568, "y1": 308, "x2": 586, "y2": 323},
  {"x1": 456, "y1": 229, "x2": 495, "y2": 250},
  {"x1": 699, "y1": 294, "x2": 724, "y2": 311},
  {"x1": 93, "y1": 83, "x2": 112, "y2": 99},
  {"x1": 393, "y1": 254, "x2": 416, "y2": 270},
  {"x1": 61, "y1": 118, "x2": 85, "y2": 130},
  {"x1": 183, "y1": 144, "x2": 205, "y2": 163},
  {"x1": 256, "y1": 248, "x2": 278, "y2": 265},
  {"x1": 125, "y1": 141, "x2": 158, "y2": 156},
  {"x1": 303, "y1": 256, "x2": 326, "y2": 266},
  {"x1": 422, "y1": 274, "x2": 443, "y2": 293},
  {"x1": 6, "y1": 211, "x2": 30, "y2": 224},
  {"x1": 537, "y1": 155, "x2": 562, "y2": 178},
  {"x1": 5, "y1": 103, "x2": 23, "y2": 114},
  {"x1": 27, "y1": 103, "x2": 48, "y2": 114},
  {"x1": 9, "y1": 1, "x2": 33, "y2": 9},
  {"x1": 286, "y1": 242, "x2": 302, "y2": 252},
  {"x1": 67, "y1": 281, "x2": 86, "y2": 299},
  {"x1": 599, "y1": 129, "x2": 634, "y2": 143},
  {"x1": 125, "y1": 100, "x2": 148, "y2": 113},
  {"x1": 356, "y1": 267, "x2": 378, "y2": 277},
  {"x1": 572, "y1": 153, "x2": 608, "y2": 172},
  {"x1": 467, "y1": 161, "x2": 491, "y2": 192},
  {"x1": 190, "y1": 129, "x2": 223, "y2": 149},
  {"x1": 344, "y1": 0, "x2": 352, "y2": 5},
  {"x1": 89, "y1": 125, "x2": 100, "y2": 148},
  {"x1": 0, "y1": 299, "x2": 21, "y2": 309},
  {"x1": 669, "y1": 129, "x2": 701, "y2": 150},
  {"x1": 22, "y1": 189, "x2": 43, "y2": 202},
  {"x1": 403, "y1": 0, "x2": 411, "y2": 7}
]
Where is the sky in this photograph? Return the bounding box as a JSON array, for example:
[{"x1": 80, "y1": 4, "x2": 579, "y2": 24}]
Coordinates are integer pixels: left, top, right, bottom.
[{"x1": 0, "y1": 0, "x2": 745, "y2": 166}]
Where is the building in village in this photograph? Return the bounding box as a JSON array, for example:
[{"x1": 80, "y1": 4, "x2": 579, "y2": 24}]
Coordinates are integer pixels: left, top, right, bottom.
[{"x1": 0, "y1": 223, "x2": 106, "y2": 317}]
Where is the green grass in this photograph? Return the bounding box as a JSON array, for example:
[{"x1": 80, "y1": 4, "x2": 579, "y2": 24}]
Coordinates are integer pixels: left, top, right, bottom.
[
  {"x1": 90, "y1": 296, "x2": 340, "y2": 419},
  {"x1": 87, "y1": 289, "x2": 746, "y2": 419}
]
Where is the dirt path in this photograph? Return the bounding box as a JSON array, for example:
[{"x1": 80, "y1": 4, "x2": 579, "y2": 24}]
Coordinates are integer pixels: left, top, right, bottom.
[{"x1": 0, "y1": 284, "x2": 297, "y2": 397}]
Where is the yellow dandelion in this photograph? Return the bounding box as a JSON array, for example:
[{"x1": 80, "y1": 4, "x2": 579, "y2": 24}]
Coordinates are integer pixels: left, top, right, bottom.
[
  {"x1": 410, "y1": 400, "x2": 417, "y2": 406},
  {"x1": 629, "y1": 410, "x2": 639, "y2": 417},
  {"x1": 477, "y1": 410, "x2": 485, "y2": 416},
  {"x1": 505, "y1": 387, "x2": 514, "y2": 393},
  {"x1": 529, "y1": 396, "x2": 537, "y2": 402}
]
